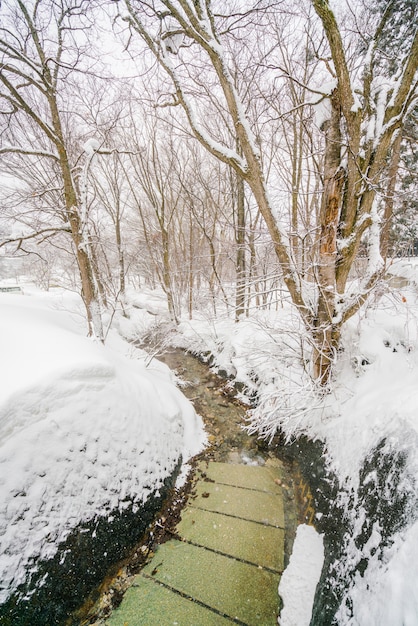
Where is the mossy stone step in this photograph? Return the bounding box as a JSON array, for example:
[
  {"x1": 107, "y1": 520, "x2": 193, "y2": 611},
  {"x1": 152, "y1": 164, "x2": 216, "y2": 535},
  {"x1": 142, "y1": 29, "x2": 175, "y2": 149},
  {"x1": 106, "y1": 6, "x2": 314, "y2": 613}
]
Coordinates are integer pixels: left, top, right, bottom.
[
  {"x1": 104, "y1": 575, "x2": 234, "y2": 625},
  {"x1": 105, "y1": 461, "x2": 286, "y2": 625},
  {"x1": 140, "y1": 540, "x2": 280, "y2": 625},
  {"x1": 197, "y1": 460, "x2": 285, "y2": 494},
  {"x1": 177, "y1": 507, "x2": 284, "y2": 571},
  {"x1": 191, "y1": 481, "x2": 284, "y2": 528}
]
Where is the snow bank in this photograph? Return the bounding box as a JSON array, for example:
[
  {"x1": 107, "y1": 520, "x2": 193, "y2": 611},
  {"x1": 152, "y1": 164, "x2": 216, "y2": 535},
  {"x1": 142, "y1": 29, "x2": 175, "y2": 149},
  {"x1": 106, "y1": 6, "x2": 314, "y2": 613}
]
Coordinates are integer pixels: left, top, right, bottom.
[
  {"x1": 387, "y1": 257, "x2": 418, "y2": 287},
  {"x1": 337, "y1": 520, "x2": 418, "y2": 626},
  {"x1": 278, "y1": 524, "x2": 324, "y2": 626},
  {"x1": 83, "y1": 137, "x2": 101, "y2": 154},
  {"x1": 0, "y1": 290, "x2": 205, "y2": 603}
]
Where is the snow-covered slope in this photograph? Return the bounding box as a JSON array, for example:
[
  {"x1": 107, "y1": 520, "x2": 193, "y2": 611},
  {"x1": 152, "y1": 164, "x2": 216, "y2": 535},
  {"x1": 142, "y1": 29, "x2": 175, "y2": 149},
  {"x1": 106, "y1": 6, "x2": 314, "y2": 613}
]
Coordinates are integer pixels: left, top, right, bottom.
[{"x1": 0, "y1": 290, "x2": 205, "y2": 604}]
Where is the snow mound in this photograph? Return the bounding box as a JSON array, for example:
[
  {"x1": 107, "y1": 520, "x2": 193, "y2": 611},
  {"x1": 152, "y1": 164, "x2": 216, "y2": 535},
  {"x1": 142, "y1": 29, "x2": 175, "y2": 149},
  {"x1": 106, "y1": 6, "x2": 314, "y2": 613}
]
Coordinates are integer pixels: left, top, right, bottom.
[
  {"x1": 0, "y1": 291, "x2": 205, "y2": 603},
  {"x1": 278, "y1": 524, "x2": 324, "y2": 626},
  {"x1": 83, "y1": 137, "x2": 101, "y2": 154},
  {"x1": 339, "y1": 520, "x2": 418, "y2": 625}
]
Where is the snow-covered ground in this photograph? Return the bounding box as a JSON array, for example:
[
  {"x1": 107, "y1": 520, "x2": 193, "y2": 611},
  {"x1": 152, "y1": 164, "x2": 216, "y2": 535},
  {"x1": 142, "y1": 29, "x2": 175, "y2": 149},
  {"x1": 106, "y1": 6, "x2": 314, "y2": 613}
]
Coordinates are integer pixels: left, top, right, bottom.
[
  {"x1": 0, "y1": 287, "x2": 205, "y2": 605},
  {"x1": 387, "y1": 257, "x2": 418, "y2": 287}
]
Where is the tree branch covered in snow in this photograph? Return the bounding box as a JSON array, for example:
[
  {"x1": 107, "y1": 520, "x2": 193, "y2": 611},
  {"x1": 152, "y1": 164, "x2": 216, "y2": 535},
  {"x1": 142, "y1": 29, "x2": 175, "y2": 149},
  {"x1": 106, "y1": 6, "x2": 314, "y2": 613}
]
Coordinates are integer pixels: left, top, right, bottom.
[
  {"x1": 0, "y1": 227, "x2": 71, "y2": 250},
  {"x1": 0, "y1": 146, "x2": 59, "y2": 161}
]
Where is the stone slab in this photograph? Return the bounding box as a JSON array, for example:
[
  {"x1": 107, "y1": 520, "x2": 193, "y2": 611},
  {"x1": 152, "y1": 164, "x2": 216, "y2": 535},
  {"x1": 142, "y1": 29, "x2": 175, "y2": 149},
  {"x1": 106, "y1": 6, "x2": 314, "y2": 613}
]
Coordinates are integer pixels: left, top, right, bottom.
[
  {"x1": 197, "y1": 461, "x2": 284, "y2": 494},
  {"x1": 140, "y1": 540, "x2": 280, "y2": 625},
  {"x1": 105, "y1": 575, "x2": 234, "y2": 625},
  {"x1": 191, "y1": 481, "x2": 284, "y2": 528},
  {"x1": 177, "y1": 507, "x2": 284, "y2": 572}
]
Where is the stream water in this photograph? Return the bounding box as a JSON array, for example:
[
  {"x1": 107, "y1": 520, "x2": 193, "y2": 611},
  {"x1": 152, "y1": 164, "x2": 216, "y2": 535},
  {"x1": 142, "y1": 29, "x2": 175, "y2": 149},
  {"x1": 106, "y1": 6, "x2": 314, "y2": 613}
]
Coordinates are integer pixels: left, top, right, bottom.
[{"x1": 157, "y1": 348, "x2": 269, "y2": 464}]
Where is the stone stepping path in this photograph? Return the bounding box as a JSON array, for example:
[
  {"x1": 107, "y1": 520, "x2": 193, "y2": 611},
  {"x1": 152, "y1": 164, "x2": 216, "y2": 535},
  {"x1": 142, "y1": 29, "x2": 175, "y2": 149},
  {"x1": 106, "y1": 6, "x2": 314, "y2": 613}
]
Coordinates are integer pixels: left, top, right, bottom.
[{"x1": 105, "y1": 460, "x2": 287, "y2": 625}]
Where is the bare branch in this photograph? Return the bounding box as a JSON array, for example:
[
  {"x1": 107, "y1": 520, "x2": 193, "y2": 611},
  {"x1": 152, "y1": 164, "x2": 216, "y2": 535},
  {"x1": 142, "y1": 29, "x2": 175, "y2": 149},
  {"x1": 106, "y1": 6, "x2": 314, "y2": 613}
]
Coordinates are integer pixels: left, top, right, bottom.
[
  {"x1": 0, "y1": 226, "x2": 71, "y2": 249},
  {"x1": 311, "y1": 0, "x2": 355, "y2": 125},
  {"x1": 0, "y1": 146, "x2": 59, "y2": 161}
]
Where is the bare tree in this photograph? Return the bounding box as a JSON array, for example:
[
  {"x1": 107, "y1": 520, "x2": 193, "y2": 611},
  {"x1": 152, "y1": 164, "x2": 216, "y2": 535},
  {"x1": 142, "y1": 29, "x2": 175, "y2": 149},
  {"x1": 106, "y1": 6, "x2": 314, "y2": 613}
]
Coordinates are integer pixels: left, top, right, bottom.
[
  {"x1": 119, "y1": 112, "x2": 185, "y2": 323},
  {"x1": 310, "y1": 0, "x2": 418, "y2": 380},
  {"x1": 0, "y1": 0, "x2": 104, "y2": 338}
]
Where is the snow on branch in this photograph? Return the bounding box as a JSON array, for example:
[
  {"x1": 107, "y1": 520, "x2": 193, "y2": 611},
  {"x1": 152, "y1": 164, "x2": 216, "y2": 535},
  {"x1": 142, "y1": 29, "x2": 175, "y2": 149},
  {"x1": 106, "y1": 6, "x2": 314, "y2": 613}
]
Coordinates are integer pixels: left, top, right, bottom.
[
  {"x1": 312, "y1": 0, "x2": 355, "y2": 124},
  {"x1": 0, "y1": 146, "x2": 59, "y2": 161},
  {"x1": 385, "y1": 30, "x2": 418, "y2": 123},
  {"x1": 83, "y1": 138, "x2": 101, "y2": 155},
  {"x1": 0, "y1": 72, "x2": 58, "y2": 145},
  {"x1": 161, "y1": 50, "x2": 247, "y2": 172},
  {"x1": 0, "y1": 39, "x2": 46, "y2": 84},
  {"x1": 0, "y1": 226, "x2": 71, "y2": 249},
  {"x1": 0, "y1": 62, "x2": 47, "y2": 96},
  {"x1": 122, "y1": 1, "x2": 248, "y2": 174}
]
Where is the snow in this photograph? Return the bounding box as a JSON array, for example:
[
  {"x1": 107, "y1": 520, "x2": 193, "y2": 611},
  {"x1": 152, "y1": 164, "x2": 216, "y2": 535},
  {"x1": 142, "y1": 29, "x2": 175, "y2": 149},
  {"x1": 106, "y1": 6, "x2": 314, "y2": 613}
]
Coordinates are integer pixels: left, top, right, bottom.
[
  {"x1": 0, "y1": 288, "x2": 205, "y2": 603},
  {"x1": 278, "y1": 524, "x2": 324, "y2": 626},
  {"x1": 308, "y1": 79, "x2": 337, "y2": 129},
  {"x1": 337, "y1": 520, "x2": 418, "y2": 626},
  {"x1": 387, "y1": 257, "x2": 418, "y2": 286},
  {"x1": 83, "y1": 137, "x2": 101, "y2": 154},
  {"x1": 3, "y1": 274, "x2": 418, "y2": 622}
]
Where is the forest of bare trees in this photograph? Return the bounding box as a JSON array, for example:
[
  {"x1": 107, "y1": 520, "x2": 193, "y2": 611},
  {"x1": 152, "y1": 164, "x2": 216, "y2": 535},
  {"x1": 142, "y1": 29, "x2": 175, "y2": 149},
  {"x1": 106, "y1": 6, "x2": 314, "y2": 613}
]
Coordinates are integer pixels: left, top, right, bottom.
[{"x1": 1, "y1": 0, "x2": 417, "y2": 385}]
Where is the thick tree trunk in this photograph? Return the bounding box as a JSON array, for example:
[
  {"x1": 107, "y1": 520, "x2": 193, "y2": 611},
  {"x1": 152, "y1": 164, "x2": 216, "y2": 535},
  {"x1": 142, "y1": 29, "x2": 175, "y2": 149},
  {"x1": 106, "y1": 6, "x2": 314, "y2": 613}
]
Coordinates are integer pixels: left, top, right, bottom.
[
  {"x1": 68, "y1": 210, "x2": 104, "y2": 340},
  {"x1": 50, "y1": 95, "x2": 104, "y2": 340},
  {"x1": 313, "y1": 91, "x2": 344, "y2": 384}
]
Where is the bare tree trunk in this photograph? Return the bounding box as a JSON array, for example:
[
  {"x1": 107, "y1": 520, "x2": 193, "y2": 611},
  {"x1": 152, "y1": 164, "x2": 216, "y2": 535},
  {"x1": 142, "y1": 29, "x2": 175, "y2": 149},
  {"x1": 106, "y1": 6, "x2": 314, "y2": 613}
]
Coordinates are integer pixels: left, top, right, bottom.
[
  {"x1": 58, "y1": 145, "x2": 104, "y2": 340},
  {"x1": 380, "y1": 131, "x2": 402, "y2": 260},
  {"x1": 116, "y1": 218, "x2": 126, "y2": 296},
  {"x1": 161, "y1": 223, "x2": 178, "y2": 324},
  {"x1": 235, "y1": 172, "x2": 246, "y2": 320},
  {"x1": 312, "y1": 91, "x2": 344, "y2": 384},
  {"x1": 188, "y1": 220, "x2": 193, "y2": 320},
  {"x1": 290, "y1": 115, "x2": 304, "y2": 268},
  {"x1": 46, "y1": 58, "x2": 104, "y2": 338}
]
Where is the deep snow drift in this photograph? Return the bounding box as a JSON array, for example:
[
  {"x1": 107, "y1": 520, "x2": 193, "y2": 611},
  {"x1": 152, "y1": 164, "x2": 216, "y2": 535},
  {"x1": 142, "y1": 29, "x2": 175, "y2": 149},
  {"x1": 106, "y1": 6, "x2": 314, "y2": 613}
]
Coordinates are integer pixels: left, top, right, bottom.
[{"x1": 0, "y1": 289, "x2": 205, "y2": 605}]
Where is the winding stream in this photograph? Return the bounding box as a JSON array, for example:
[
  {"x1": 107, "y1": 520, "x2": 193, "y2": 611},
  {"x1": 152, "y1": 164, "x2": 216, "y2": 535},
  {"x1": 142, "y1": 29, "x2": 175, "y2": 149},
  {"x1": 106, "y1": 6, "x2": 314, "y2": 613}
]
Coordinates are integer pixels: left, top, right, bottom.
[
  {"x1": 82, "y1": 348, "x2": 418, "y2": 625},
  {"x1": 157, "y1": 348, "x2": 269, "y2": 464}
]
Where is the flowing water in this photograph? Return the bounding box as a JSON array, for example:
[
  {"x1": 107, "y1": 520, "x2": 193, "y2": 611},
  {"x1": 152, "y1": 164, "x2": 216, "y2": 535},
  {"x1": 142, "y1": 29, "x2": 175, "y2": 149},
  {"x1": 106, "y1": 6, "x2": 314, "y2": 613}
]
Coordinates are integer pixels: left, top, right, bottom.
[
  {"x1": 156, "y1": 348, "x2": 269, "y2": 464},
  {"x1": 86, "y1": 348, "x2": 414, "y2": 626}
]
